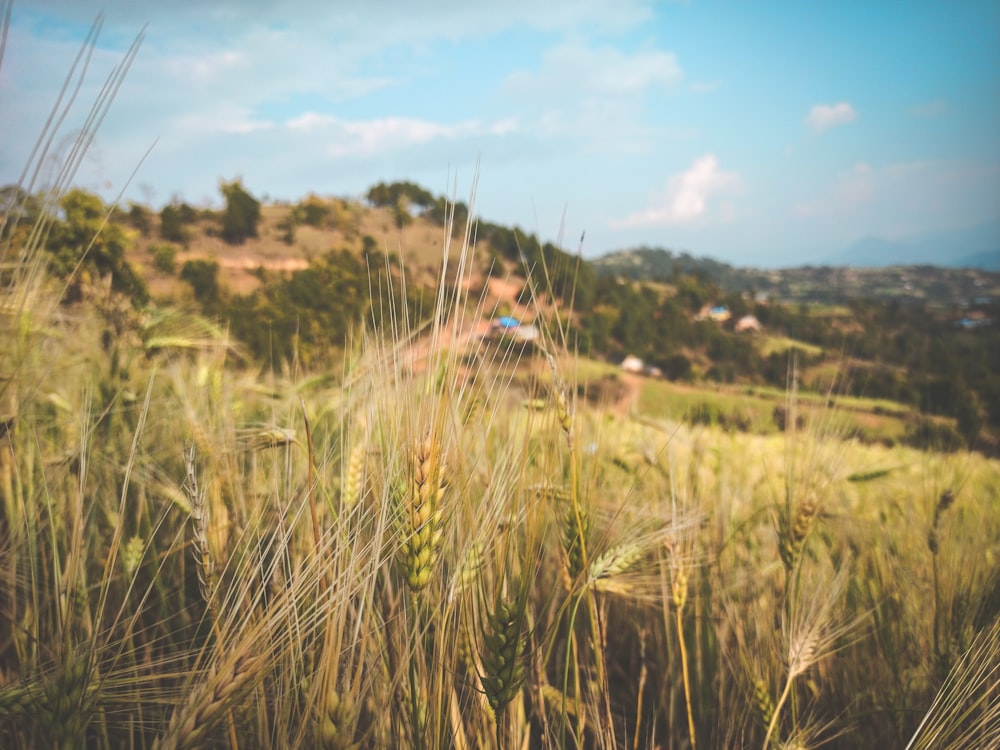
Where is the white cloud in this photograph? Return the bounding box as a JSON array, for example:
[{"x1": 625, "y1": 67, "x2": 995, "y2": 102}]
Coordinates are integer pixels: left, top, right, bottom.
[
  {"x1": 613, "y1": 154, "x2": 739, "y2": 228},
  {"x1": 285, "y1": 113, "x2": 517, "y2": 157},
  {"x1": 805, "y1": 101, "x2": 857, "y2": 132}
]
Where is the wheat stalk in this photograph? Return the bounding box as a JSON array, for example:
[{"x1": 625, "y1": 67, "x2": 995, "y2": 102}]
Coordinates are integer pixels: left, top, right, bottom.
[{"x1": 184, "y1": 444, "x2": 217, "y2": 608}]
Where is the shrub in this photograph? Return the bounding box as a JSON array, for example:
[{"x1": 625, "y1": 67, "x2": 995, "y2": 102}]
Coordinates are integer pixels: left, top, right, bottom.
[
  {"x1": 180, "y1": 258, "x2": 220, "y2": 304},
  {"x1": 292, "y1": 194, "x2": 331, "y2": 228},
  {"x1": 150, "y1": 243, "x2": 177, "y2": 273},
  {"x1": 125, "y1": 201, "x2": 152, "y2": 236},
  {"x1": 160, "y1": 203, "x2": 191, "y2": 244}
]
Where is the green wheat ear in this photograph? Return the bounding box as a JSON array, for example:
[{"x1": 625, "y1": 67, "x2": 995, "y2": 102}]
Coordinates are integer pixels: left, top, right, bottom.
[
  {"x1": 396, "y1": 434, "x2": 447, "y2": 592},
  {"x1": 480, "y1": 594, "x2": 529, "y2": 714}
]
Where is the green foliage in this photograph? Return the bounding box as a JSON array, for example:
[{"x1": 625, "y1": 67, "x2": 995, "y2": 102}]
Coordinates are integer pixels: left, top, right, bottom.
[
  {"x1": 150, "y1": 243, "x2": 177, "y2": 274},
  {"x1": 219, "y1": 178, "x2": 261, "y2": 245},
  {"x1": 277, "y1": 215, "x2": 296, "y2": 245},
  {"x1": 517, "y1": 239, "x2": 596, "y2": 311},
  {"x1": 223, "y1": 249, "x2": 371, "y2": 370},
  {"x1": 392, "y1": 197, "x2": 413, "y2": 230},
  {"x1": 44, "y1": 188, "x2": 148, "y2": 304},
  {"x1": 954, "y1": 388, "x2": 985, "y2": 446},
  {"x1": 904, "y1": 416, "x2": 966, "y2": 452},
  {"x1": 661, "y1": 352, "x2": 693, "y2": 381},
  {"x1": 292, "y1": 193, "x2": 332, "y2": 228},
  {"x1": 180, "y1": 258, "x2": 220, "y2": 305},
  {"x1": 366, "y1": 180, "x2": 434, "y2": 211},
  {"x1": 124, "y1": 201, "x2": 152, "y2": 236},
  {"x1": 159, "y1": 202, "x2": 192, "y2": 245}
]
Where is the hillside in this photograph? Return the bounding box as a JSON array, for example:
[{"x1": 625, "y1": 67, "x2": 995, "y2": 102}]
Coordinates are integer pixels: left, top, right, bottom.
[
  {"x1": 5, "y1": 179, "x2": 1000, "y2": 455},
  {"x1": 128, "y1": 197, "x2": 493, "y2": 300}
]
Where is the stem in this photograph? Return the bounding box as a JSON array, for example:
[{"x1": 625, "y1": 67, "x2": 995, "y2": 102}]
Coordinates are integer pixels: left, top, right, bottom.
[
  {"x1": 675, "y1": 603, "x2": 697, "y2": 750},
  {"x1": 299, "y1": 398, "x2": 325, "y2": 587},
  {"x1": 407, "y1": 593, "x2": 425, "y2": 750},
  {"x1": 763, "y1": 673, "x2": 795, "y2": 749}
]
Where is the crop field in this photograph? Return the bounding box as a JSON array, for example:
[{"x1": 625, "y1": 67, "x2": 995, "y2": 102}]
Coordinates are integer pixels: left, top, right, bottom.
[{"x1": 2, "y1": 208, "x2": 998, "y2": 749}]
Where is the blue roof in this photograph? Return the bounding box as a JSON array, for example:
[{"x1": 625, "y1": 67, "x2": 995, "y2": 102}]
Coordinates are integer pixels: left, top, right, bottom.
[{"x1": 496, "y1": 316, "x2": 520, "y2": 328}]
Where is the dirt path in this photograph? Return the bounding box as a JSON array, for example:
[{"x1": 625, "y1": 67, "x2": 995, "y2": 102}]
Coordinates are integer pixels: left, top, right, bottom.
[{"x1": 612, "y1": 372, "x2": 642, "y2": 416}]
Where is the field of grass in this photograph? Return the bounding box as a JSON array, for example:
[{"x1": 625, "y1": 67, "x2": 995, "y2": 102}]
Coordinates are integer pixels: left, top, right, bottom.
[
  {"x1": 757, "y1": 335, "x2": 824, "y2": 358},
  {"x1": 3, "y1": 193, "x2": 999, "y2": 748},
  {"x1": 2, "y1": 29, "x2": 998, "y2": 748},
  {"x1": 634, "y1": 375, "x2": 915, "y2": 446}
]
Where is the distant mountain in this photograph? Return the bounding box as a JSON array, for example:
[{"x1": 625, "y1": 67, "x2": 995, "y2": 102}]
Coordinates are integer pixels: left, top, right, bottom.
[
  {"x1": 833, "y1": 219, "x2": 1000, "y2": 270},
  {"x1": 955, "y1": 250, "x2": 1000, "y2": 271},
  {"x1": 593, "y1": 245, "x2": 1000, "y2": 305}
]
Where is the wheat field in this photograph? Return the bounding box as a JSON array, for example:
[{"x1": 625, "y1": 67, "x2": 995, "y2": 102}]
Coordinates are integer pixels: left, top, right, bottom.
[{"x1": 1, "y1": 20, "x2": 999, "y2": 750}]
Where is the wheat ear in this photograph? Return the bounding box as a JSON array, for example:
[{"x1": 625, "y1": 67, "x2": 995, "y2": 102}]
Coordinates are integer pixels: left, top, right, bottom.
[
  {"x1": 153, "y1": 652, "x2": 263, "y2": 750},
  {"x1": 779, "y1": 490, "x2": 819, "y2": 573},
  {"x1": 398, "y1": 434, "x2": 446, "y2": 592}
]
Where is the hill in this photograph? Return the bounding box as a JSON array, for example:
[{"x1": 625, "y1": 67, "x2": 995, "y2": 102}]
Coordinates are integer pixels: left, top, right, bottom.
[
  {"x1": 6, "y1": 179, "x2": 1000, "y2": 455},
  {"x1": 592, "y1": 246, "x2": 1000, "y2": 305}
]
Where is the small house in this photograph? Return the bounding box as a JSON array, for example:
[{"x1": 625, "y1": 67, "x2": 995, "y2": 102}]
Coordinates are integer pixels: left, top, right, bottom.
[
  {"x1": 620, "y1": 355, "x2": 644, "y2": 373},
  {"x1": 709, "y1": 305, "x2": 731, "y2": 323},
  {"x1": 735, "y1": 315, "x2": 762, "y2": 333}
]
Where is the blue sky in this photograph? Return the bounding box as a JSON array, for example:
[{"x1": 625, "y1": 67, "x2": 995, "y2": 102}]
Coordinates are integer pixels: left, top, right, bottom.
[{"x1": 1, "y1": 0, "x2": 998, "y2": 266}]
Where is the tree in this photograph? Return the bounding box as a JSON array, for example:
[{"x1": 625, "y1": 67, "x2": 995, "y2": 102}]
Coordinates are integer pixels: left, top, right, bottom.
[
  {"x1": 293, "y1": 193, "x2": 331, "y2": 228},
  {"x1": 661, "y1": 353, "x2": 693, "y2": 381},
  {"x1": 160, "y1": 203, "x2": 191, "y2": 244},
  {"x1": 366, "y1": 181, "x2": 434, "y2": 211},
  {"x1": 220, "y1": 179, "x2": 261, "y2": 245},
  {"x1": 45, "y1": 188, "x2": 148, "y2": 304},
  {"x1": 125, "y1": 202, "x2": 152, "y2": 236},
  {"x1": 180, "y1": 259, "x2": 220, "y2": 305}
]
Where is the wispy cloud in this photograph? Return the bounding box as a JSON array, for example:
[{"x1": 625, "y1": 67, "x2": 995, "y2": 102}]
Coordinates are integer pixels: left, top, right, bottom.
[
  {"x1": 805, "y1": 101, "x2": 857, "y2": 132},
  {"x1": 286, "y1": 113, "x2": 517, "y2": 157},
  {"x1": 612, "y1": 154, "x2": 739, "y2": 227}
]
